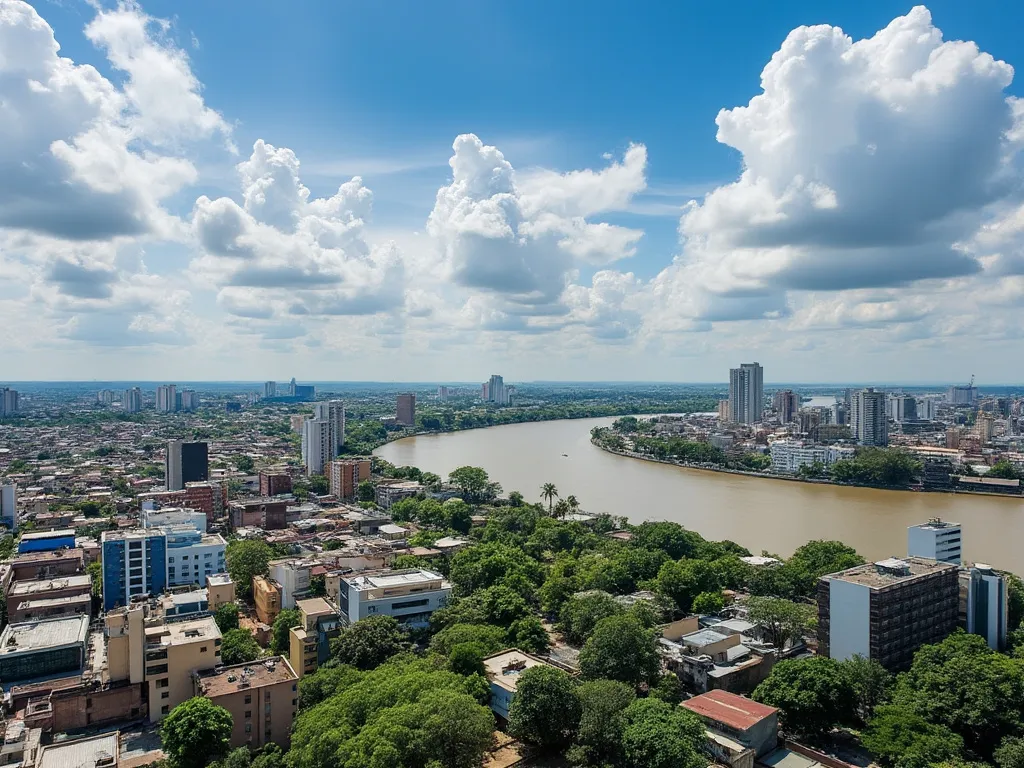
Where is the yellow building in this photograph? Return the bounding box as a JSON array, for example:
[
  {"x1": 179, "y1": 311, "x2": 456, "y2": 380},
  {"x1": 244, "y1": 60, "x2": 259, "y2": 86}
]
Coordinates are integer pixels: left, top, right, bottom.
[
  {"x1": 206, "y1": 573, "x2": 235, "y2": 610},
  {"x1": 194, "y1": 657, "x2": 298, "y2": 750},
  {"x1": 253, "y1": 576, "x2": 281, "y2": 627},
  {"x1": 288, "y1": 597, "x2": 339, "y2": 678}
]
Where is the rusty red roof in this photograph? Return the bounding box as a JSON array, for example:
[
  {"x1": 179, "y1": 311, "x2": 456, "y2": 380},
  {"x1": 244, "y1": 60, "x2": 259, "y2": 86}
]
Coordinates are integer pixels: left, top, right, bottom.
[{"x1": 680, "y1": 689, "x2": 777, "y2": 731}]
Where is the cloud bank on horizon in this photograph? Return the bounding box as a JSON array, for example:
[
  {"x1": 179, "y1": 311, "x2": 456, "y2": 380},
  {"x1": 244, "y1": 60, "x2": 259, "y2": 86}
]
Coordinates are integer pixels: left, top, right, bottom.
[{"x1": 0, "y1": 1, "x2": 1022, "y2": 381}]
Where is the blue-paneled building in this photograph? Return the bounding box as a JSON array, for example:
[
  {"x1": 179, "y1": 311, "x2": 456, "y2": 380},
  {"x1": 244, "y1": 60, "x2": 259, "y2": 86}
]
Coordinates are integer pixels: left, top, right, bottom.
[
  {"x1": 18, "y1": 529, "x2": 76, "y2": 554},
  {"x1": 100, "y1": 529, "x2": 167, "y2": 611}
]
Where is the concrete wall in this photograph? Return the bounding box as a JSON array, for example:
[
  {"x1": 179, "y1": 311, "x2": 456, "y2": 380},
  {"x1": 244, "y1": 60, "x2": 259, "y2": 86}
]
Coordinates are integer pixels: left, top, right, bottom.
[{"x1": 829, "y1": 579, "x2": 870, "y2": 661}]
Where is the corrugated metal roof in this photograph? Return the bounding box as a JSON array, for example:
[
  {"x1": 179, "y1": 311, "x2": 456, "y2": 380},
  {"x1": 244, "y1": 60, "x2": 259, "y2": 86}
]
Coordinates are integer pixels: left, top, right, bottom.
[{"x1": 681, "y1": 689, "x2": 777, "y2": 731}]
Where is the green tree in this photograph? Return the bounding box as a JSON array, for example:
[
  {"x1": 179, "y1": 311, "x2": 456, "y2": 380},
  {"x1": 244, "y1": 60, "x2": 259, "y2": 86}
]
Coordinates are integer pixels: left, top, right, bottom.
[
  {"x1": 630, "y1": 521, "x2": 704, "y2": 559},
  {"x1": 225, "y1": 539, "x2": 272, "y2": 599},
  {"x1": 270, "y1": 609, "x2": 300, "y2": 655},
  {"x1": 541, "y1": 482, "x2": 559, "y2": 514},
  {"x1": 841, "y1": 654, "x2": 892, "y2": 722},
  {"x1": 430, "y1": 623, "x2": 508, "y2": 657},
  {"x1": 988, "y1": 460, "x2": 1022, "y2": 480},
  {"x1": 235, "y1": 455, "x2": 255, "y2": 473},
  {"x1": 746, "y1": 596, "x2": 814, "y2": 649},
  {"x1": 449, "y1": 465, "x2": 501, "y2": 502},
  {"x1": 861, "y1": 706, "x2": 965, "y2": 768},
  {"x1": 356, "y1": 480, "x2": 375, "y2": 502},
  {"x1": 655, "y1": 559, "x2": 720, "y2": 612},
  {"x1": 508, "y1": 616, "x2": 550, "y2": 655},
  {"x1": 214, "y1": 603, "x2": 240, "y2": 633},
  {"x1": 431, "y1": 585, "x2": 532, "y2": 629},
  {"x1": 691, "y1": 591, "x2": 725, "y2": 614},
  {"x1": 161, "y1": 697, "x2": 233, "y2": 768},
  {"x1": 308, "y1": 574, "x2": 326, "y2": 597},
  {"x1": 579, "y1": 614, "x2": 660, "y2": 688},
  {"x1": 996, "y1": 736, "x2": 1024, "y2": 768},
  {"x1": 87, "y1": 561, "x2": 103, "y2": 600},
  {"x1": 448, "y1": 642, "x2": 486, "y2": 677},
  {"x1": 783, "y1": 540, "x2": 865, "y2": 597},
  {"x1": 649, "y1": 673, "x2": 684, "y2": 706},
  {"x1": 570, "y1": 679, "x2": 636, "y2": 767},
  {"x1": 448, "y1": 543, "x2": 543, "y2": 597},
  {"x1": 508, "y1": 665, "x2": 582, "y2": 751},
  {"x1": 220, "y1": 628, "x2": 261, "y2": 665},
  {"x1": 443, "y1": 498, "x2": 473, "y2": 533},
  {"x1": 1008, "y1": 574, "x2": 1024, "y2": 631},
  {"x1": 308, "y1": 474, "x2": 329, "y2": 495},
  {"x1": 558, "y1": 591, "x2": 623, "y2": 645},
  {"x1": 621, "y1": 698, "x2": 705, "y2": 768},
  {"x1": 752, "y1": 656, "x2": 857, "y2": 736},
  {"x1": 892, "y1": 632, "x2": 1024, "y2": 759},
  {"x1": 330, "y1": 615, "x2": 408, "y2": 670}
]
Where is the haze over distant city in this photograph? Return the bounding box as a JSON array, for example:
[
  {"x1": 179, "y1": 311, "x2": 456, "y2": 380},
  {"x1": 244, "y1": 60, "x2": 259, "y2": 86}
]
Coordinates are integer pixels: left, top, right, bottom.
[{"x1": 1, "y1": 0, "x2": 1023, "y2": 382}]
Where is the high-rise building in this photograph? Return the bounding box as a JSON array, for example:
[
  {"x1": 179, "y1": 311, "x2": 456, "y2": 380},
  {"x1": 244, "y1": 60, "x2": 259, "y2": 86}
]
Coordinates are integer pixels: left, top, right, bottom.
[
  {"x1": 717, "y1": 400, "x2": 729, "y2": 421},
  {"x1": 179, "y1": 389, "x2": 198, "y2": 412},
  {"x1": 0, "y1": 484, "x2": 16, "y2": 529},
  {"x1": 165, "y1": 441, "x2": 209, "y2": 491},
  {"x1": 817, "y1": 557, "x2": 959, "y2": 671},
  {"x1": 264, "y1": 381, "x2": 277, "y2": 399},
  {"x1": 907, "y1": 519, "x2": 962, "y2": 565},
  {"x1": 830, "y1": 401, "x2": 846, "y2": 426},
  {"x1": 945, "y1": 427, "x2": 961, "y2": 449},
  {"x1": 851, "y1": 388, "x2": 888, "y2": 446},
  {"x1": 313, "y1": 400, "x2": 345, "y2": 454},
  {"x1": 727, "y1": 363, "x2": 763, "y2": 424},
  {"x1": 122, "y1": 387, "x2": 143, "y2": 413},
  {"x1": 946, "y1": 385, "x2": 978, "y2": 405},
  {"x1": 397, "y1": 393, "x2": 416, "y2": 426},
  {"x1": 156, "y1": 384, "x2": 178, "y2": 413},
  {"x1": 962, "y1": 564, "x2": 1008, "y2": 651},
  {"x1": 97, "y1": 389, "x2": 116, "y2": 405},
  {"x1": 888, "y1": 394, "x2": 917, "y2": 422},
  {"x1": 772, "y1": 390, "x2": 799, "y2": 424},
  {"x1": 100, "y1": 529, "x2": 168, "y2": 611},
  {"x1": 484, "y1": 375, "x2": 511, "y2": 405},
  {"x1": 301, "y1": 418, "x2": 332, "y2": 476},
  {"x1": 919, "y1": 397, "x2": 940, "y2": 420},
  {"x1": 977, "y1": 413, "x2": 995, "y2": 445},
  {"x1": 481, "y1": 382, "x2": 489, "y2": 400},
  {"x1": 329, "y1": 458, "x2": 372, "y2": 499},
  {"x1": 438, "y1": 386, "x2": 451, "y2": 400},
  {"x1": 0, "y1": 387, "x2": 19, "y2": 417}
]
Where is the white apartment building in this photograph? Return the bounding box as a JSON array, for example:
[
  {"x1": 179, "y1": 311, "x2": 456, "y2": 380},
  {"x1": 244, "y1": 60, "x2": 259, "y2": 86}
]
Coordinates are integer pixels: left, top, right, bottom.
[
  {"x1": 142, "y1": 507, "x2": 207, "y2": 533},
  {"x1": 156, "y1": 385, "x2": 177, "y2": 413},
  {"x1": 313, "y1": 400, "x2": 346, "y2": 454},
  {"x1": 728, "y1": 363, "x2": 764, "y2": 424},
  {"x1": 0, "y1": 387, "x2": 19, "y2": 416},
  {"x1": 165, "y1": 528, "x2": 227, "y2": 588},
  {"x1": 0, "y1": 484, "x2": 15, "y2": 529},
  {"x1": 301, "y1": 418, "x2": 333, "y2": 476},
  {"x1": 122, "y1": 387, "x2": 143, "y2": 413},
  {"x1": 907, "y1": 519, "x2": 962, "y2": 565},
  {"x1": 337, "y1": 569, "x2": 451, "y2": 627},
  {"x1": 269, "y1": 558, "x2": 314, "y2": 609},
  {"x1": 919, "y1": 397, "x2": 939, "y2": 420},
  {"x1": 887, "y1": 394, "x2": 917, "y2": 422},
  {"x1": 769, "y1": 441, "x2": 856, "y2": 474}
]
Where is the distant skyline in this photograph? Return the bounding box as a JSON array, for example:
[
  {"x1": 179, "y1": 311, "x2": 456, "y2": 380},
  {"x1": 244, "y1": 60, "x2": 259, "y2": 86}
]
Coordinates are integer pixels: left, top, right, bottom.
[{"x1": 1, "y1": 1, "x2": 1023, "y2": 382}]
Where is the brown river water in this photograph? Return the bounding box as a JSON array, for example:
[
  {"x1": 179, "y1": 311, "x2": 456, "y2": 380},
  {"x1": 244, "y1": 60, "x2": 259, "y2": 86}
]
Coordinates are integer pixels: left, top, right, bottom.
[{"x1": 375, "y1": 416, "x2": 1024, "y2": 572}]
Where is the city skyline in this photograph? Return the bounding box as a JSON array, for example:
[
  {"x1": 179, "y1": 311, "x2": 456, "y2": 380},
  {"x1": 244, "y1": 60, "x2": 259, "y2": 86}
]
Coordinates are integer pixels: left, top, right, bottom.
[{"x1": 1, "y1": 2, "x2": 1024, "y2": 382}]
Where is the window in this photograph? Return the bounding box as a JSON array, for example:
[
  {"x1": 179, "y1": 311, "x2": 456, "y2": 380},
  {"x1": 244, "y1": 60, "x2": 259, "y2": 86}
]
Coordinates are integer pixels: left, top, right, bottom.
[
  {"x1": 292, "y1": 684, "x2": 297, "y2": 692},
  {"x1": 200, "y1": 646, "x2": 208, "y2": 653},
  {"x1": 292, "y1": 699, "x2": 297, "y2": 706},
  {"x1": 244, "y1": 724, "x2": 252, "y2": 734},
  {"x1": 265, "y1": 691, "x2": 271, "y2": 702},
  {"x1": 391, "y1": 598, "x2": 429, "y2": 611},
  {"x1": 161, "y1": 692, "x2": 169, "y2": 699},
  {"x1": 168, "y1": 557, "x2": 175, "y2": 563},
  {"x1": 156, "y1": 679, "x2": 169, "y2": 689},
  {"x1": 245, "y1": 711, "x2": 252, "y2": 719},
  {"x1": 161, "y1": 705, "x2": 170, "y2": 715},
  {"x1": 245, "y1": 695, "x2": 252, "y2": 704},
  {"x1": 265, "y1": 703, "x2": 272, "y2": 714}
]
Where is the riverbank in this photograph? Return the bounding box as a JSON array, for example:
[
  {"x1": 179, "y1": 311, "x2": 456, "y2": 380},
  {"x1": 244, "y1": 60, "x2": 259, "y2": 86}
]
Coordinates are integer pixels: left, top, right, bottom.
[{"x1": 590, "y1": 438, "x2": 1024, "y2": 499}]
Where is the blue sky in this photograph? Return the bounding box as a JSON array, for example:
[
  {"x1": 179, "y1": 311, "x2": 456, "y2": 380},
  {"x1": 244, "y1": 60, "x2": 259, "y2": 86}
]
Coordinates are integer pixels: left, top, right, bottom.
[{"x1": 1, "y1": 1, "x2": 1024, "y2": 382}]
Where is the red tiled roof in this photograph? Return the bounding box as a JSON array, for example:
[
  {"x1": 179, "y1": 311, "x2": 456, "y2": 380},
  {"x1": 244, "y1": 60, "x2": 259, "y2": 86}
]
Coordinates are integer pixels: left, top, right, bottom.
[{"x1": 680, "y1": 689, "x2": 777, "y2": 731}]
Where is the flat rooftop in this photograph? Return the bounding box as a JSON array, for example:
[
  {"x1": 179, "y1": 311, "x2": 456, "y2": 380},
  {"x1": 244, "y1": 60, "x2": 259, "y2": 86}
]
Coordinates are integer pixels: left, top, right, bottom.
[
  {"x1": 825, "y1": 556, "x2": 957, "y2": 588},
  {"x1": 20, "y1": 529, "x2": 75, "y2": 541},
  {"x1": 10, "y1": 549, "x2": 84, "y2": 563},
  {"x1": 681, "y1": 689, "x2": 777, "y2": 731},
  {"x1": 15, "y1": 594, "x2": 91, "y2": 610},
  {"x1": 483, "y1": 650, "x2": 552, "y2": 693},
  {"x1": 0, "y1": 615, "x2": 90, "y2": 655},
  {"x1": 195, "y1": 656, "x2": 297, "y2": 697},
  {"x1": 207, "y1": 573, "x2": 233, "y2": 585},
  {"x1": 909, "y1": 519, "x2": 961, "y2": 531},
  {"x1": 346, "y1": 569, "x2": 445, "y2": 590},
  {"x1": 37, "y1": 732, "x2": 118, "y2": 768},
  {"x1": 296, "y1": 597, "x2": 334, "y2": 616},
  {"x1": 9, "y1": 574, "x2": 92, "y2": 597},
  {"x1": 146, "y1": 616, "x2": 220, "y2": 647}
]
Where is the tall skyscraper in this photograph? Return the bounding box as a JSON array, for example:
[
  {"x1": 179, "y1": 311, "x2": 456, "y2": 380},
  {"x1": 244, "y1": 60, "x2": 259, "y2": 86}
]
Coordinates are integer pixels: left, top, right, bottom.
[
  {"x1": 727, "y1": 363, "x2": 764, "y2": 424},
  {"x1": 264, "y1": 381, "x2": 277, "y2": 399},
  {"x1": 772, "y1": 390, "x2": 799, "y2": 424},
  {"x1": 0, "y1": 387, "x2": 19, "y2": 417},
  {"x1": 166, "y1": 440, "x2": 210, "y2": 491},
  {"x1": 156, "y1": 384, "x2": 178, "y2": 413},
  {"x1": 438, "y1": 386, "x2": 451, "y2": 400},
  {"x1": 963, "y1": 564, "x2": 1008, "y2": 651},
  {"x1": 122, "y1": 387, "x2": 143, "y2": 413},
  {"x1": 313, "y1": 400, "x2": 345, "y2": 455},
  {"x1": 485, "y1": 375, "x2": 510, "y2": 405},
  {"x1": 851, "y1": 388, "x2": 888, "y2": 446},
  {"x1": 97, "y1": 389, "x2": 116, "y2": 405},
  {"x1": 301, "y1": 418, "x2": 333, "y2": 476},
  {"x1": 397, "y1": 394, "x2": 416, "y2": 426},
  {"x1": 946, "y1": 385, "x2": 978, "y2": 405},
  {"x1": 0, "y1": 484, "x2": 16, "y2": 529},
  {"x1": 180, "y1": 389, "x2": 199, "y2": 412},
  {"x1": 888, "y1": 393, "x2": 917, "y2": 422}
]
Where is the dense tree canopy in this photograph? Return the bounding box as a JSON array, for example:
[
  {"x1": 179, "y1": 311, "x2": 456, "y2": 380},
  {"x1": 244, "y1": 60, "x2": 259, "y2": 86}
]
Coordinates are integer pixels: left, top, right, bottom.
[
  {"x1": 330, "y1": 615, "x2": 409, "y2": 670},
  {"x1": 558, "y1": 591, "x2": 623, "y2": 645},
  {"x1": 161, "y1": 697, "x2": 234, "y2": 768},
  {"x1": 214, "y1": 603, "x2": 240, "y2": 633},
  {"x1": 220, "y1": 628, "x2": 261, "y2": 666},
  {"x1": 753, "y1": 656, "x2": 857, "y2": 736},
  {"x1": 508, "y1": 665, "x2": 582, "y2": 752},
  {"x1": 579, "y1": 614, "x2": 660, "y2": 688},
  {"x1": 225, "y1": 539, "x2": 272, "y2": 599},
  {"x1": 620, "y1": 698, "x2": 706, "y2": 768},
  {"x1": 569, "y1": 679, "x2": 636, "y2": 767},
  {"x1": 745, "y1": 596, "x2": 814, "y2": 649},
  {"x1": 270, "y1": 609, "x2": 300, "y2": 655},
  {"x1": 862, "y1": 706, "x2": 965, "y2": 768}
]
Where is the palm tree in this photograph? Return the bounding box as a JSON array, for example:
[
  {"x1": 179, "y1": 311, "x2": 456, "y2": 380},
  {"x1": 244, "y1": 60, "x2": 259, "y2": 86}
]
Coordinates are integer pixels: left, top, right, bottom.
[
  {"x1": 541, "y1": 483, "x2": 558, "y2": 514},
  {"x1": 566, "y1": 495, "x2": 580, "y2": 515},
  {"x1": 553, "y1": 499, "x2": 570, "y2": 519}
]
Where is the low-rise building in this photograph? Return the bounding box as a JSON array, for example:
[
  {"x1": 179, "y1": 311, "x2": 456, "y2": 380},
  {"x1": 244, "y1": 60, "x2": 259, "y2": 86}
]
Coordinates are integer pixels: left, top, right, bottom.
[
  {"x1": 207, "y1": 573, "x2": 235, "y2": 610},
  {"x1": 253, "y1": 575, "x2": 282, "y2": 626},
  {"x1": 164, "y1": 527, "x2": 227, "y2": 588},
  {"x1": 229, "y1": 499, "x2": 288, "y2": 530},
  {"x1": 17, "y1": 529, "x2": 76, "y2": 554},
  {"x1": 269, "y1": 558, "x2": 315, "y2": 609},
  {"x1": 681, "y1": 689, "x2": 779, "y2": 764},
  {"x1": 35, "y1": 732, "x2": 118, "y2": 768},
  {"x1": 375, "y1": 481, "x2": 425, "y2": 510},
  {"x1": 7, "y1": 574, "x2": 92, "y2": 621},
  {"x1": 193, "y1": 657, "x2": 298, "y2": 750},
  {"x1": 288, "y1": 597, "x2": 340, "y2": 678},
  {"x1": 9, "y1": 593, "x2": 91, "y2": 624},
  {"x1": 140, "y1": 614, "x2": 222, "y2": 721},
  {"x1": 337, "y1": 568, "x2": 451, "y2": 627},
  {"x1": 259, "y1": 471, "x2": 293, "y2": 497},
  {"x1": 482, "y1": 649, "x2": 562, "y2": 721},
  {"x1": 7, "y1": 549, "x2": 84, "y2": 582},
  {"x1": 0, "y1": 616, "x2": 90, "y2": 683}
]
